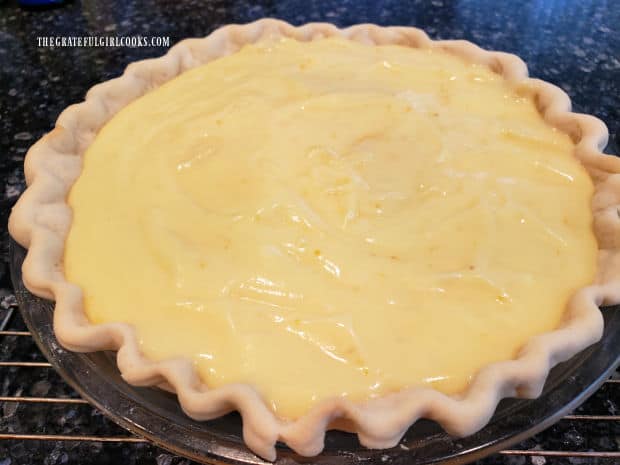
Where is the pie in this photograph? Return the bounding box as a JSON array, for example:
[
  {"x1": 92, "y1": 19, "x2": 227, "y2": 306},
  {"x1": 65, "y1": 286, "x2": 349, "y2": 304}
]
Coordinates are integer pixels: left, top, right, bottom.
[{"x1": 8, "y1": 19, "x2": 620, "y2": 461}]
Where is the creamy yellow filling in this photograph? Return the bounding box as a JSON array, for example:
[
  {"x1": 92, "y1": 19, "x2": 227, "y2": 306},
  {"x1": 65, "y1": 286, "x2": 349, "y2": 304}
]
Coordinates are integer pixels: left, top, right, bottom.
[{"x1": 65, "y1": 38, "x2": 597, "y2": 419}]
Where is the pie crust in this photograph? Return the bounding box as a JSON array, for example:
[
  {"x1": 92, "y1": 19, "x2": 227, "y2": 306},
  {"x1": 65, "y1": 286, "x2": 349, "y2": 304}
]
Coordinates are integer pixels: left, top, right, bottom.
[{"x1": 8, "y1": 19, "x2": 620, "y2": 461}]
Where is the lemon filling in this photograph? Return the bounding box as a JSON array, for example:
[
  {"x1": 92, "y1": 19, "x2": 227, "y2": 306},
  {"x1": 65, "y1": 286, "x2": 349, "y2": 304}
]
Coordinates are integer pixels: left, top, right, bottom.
[{"x1": 65, "y1": 38, "x2": 597, "y2": 419}]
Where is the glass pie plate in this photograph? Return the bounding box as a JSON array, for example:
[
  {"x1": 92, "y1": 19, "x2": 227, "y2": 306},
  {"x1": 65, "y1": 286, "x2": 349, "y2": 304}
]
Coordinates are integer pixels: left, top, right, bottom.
[{"x1": 9, "y1": 238, "x2": 620, "y2": 465}]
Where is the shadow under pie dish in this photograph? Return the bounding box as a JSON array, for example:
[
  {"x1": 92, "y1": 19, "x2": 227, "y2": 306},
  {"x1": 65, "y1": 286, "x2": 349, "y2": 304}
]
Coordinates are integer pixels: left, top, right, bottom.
[{"x1": 8, "y1": 18, "x2": 620, "y2": 461}]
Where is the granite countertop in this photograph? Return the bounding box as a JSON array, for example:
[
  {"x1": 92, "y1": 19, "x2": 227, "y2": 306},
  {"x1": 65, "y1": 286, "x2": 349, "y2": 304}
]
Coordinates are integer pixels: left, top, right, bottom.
[{"x1": 0, "y1": 0, "x2": 618, "y2": 464}]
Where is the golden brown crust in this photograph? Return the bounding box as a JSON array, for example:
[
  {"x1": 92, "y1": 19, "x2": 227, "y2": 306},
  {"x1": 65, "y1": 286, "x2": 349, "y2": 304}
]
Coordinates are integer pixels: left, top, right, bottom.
[{"x1": 8, "y1": 19, "x2": 620, "y2": 461}]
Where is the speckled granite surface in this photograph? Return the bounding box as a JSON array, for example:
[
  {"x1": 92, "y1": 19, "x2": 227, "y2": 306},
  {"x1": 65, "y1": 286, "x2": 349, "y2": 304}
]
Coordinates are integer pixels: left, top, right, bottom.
[{"x1": 0, "y1": 0, "x2": 618, "y2": 464}]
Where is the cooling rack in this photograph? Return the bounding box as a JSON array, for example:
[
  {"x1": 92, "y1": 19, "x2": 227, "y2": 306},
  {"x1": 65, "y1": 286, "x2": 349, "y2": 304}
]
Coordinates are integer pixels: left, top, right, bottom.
[{"x1": 1, "y1": 307, "x2": 619, "y2": 464}]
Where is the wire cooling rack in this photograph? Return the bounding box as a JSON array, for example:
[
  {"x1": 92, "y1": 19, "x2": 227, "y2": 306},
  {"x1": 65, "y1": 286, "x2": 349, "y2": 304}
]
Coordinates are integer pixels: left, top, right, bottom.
[{"x1": 1, "y1": 299, "x2": 619, "y2": 464}]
